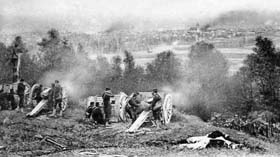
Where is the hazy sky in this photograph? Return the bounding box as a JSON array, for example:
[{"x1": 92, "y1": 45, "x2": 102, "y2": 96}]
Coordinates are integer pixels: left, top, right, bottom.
[{"x1": 0, "y1": 0, "x2": 280, "y2": 33}]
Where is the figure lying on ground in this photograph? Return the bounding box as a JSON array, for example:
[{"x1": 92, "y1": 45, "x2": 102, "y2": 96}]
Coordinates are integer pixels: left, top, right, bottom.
[{"x1": 177, "y1": 130, "x2": 243, "y2": 150}]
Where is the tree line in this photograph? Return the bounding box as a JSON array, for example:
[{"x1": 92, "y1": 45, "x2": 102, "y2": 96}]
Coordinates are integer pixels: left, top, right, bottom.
[{"x1": 0, "y1": 29, "x2": 279, "y2": 121}]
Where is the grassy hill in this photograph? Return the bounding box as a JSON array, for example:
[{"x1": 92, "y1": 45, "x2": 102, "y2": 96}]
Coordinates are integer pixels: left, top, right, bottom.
[{"x1": 1, "y1": 109, "x2": 279, "y2": 156}]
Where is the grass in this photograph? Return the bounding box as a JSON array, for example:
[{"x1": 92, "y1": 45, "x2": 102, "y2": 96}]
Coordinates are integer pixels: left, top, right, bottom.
[{"x1": 1, "y1": 108, "x2": 280, "y2": 156}]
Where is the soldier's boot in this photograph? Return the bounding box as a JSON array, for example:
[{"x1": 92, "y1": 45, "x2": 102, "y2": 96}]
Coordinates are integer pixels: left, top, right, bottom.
[{"x1": 49, "y1": 109, "x2": 56, "y2": 117}]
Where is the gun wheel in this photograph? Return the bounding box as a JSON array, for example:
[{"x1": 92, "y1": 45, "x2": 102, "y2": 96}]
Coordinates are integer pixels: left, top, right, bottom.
[
  {"x1": 119, "y1": 92, "x2": 128, "y2": 122},
  {"x1": 162, "y1": 94, "x2": 173, "y2": 124}
]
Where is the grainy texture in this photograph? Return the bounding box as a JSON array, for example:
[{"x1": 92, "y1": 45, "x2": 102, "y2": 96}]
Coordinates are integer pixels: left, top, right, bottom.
[{"x1": 1, "y1": 110, "x2": 279, "y2": 157}]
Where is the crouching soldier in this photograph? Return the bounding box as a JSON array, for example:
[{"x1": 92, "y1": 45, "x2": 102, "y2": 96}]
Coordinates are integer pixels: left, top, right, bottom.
[
  {"x1": 85, "y1": 102, "x2": 95, "y2": 119},
  {"x1": 85, "y1": 102, "x2": 105, "y2": 125},
  {"x1": 150, "y1": 89, "x2": 161, "y2": 128}
]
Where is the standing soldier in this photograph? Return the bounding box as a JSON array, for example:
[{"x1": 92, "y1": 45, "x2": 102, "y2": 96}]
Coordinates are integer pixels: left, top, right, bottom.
[
  {"x1": 50, "y1": 80, "x2": 63, "y2": 117},
  {"x1": 16, "y1": 79, "x2": 26, "y2": 112},
  {"x1": 150, "y1": 89, "x2": 161, "y2": 128},
  {"x1": 48, "y1": 83, "x2": 55, "y2": 113},
  {"x1": 102, "y1": 88, "x2": 114, "y2": 125}
]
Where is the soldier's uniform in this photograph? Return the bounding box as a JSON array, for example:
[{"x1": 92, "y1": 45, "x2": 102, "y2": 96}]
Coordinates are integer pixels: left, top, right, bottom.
[
  {"x1": 34, "y1": 85, "x2": 43, "y2": 104},
  {"x1": 17, "y1": 80, "x2": 26, "y2": 110},
  {"x1": 102, "y1": 88, "x2": 113, "y2": 124},
  {"x1": 85, "y1": 102, "x2": 105, "y2": 125},
  {"x1": 53, "y1": 84, "x2": 62, "y2": 109},
  {"x1": 127, "y1": 93, "x2": 140, "y2": 123},
  {"x1": 92, "y1": 106, "x2": 104, "y2": 125},
  {"x1": 50, "y1": 81, "x2": 63, "y2": 117},
  {"x1": 48, "y1": 84, "x2": 55, "y2": 108},
  {"x1": 151, "y1": 89, "x2": 161, "y2": 121}
]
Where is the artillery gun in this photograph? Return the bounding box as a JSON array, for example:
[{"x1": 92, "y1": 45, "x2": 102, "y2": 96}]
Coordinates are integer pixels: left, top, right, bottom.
[
  {"x1": 119, "y1": 91, "x2": 173, "y2": 132},
  {"x1": 26, "y1": 84, "x2": 68, "y2": 117},
  {"x1": 86, "y1": 91, "x2": 173, "y2": 127}
]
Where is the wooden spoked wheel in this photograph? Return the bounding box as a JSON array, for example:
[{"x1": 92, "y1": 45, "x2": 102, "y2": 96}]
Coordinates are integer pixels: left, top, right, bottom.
[{"x1": 162, "y1": 94, "x2": 173, "y2": 124}]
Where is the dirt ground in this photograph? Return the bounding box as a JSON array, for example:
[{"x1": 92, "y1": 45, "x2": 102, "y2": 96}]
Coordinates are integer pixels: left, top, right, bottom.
[{"x1": 1, "y1": 109, "x2": 280, "y2": 157}]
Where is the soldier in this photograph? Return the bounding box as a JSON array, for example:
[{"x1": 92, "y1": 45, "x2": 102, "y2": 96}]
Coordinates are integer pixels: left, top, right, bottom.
[
  {"x1": 50, "y1": 80, "x2": 63, "y2": 117},
  {"x1": 85, "y1": 102, "x2": 95, "y2": 119},
  {"x1": 85, "y1": 102, "x2": 105, "y2": 125},
  {"x1": 49, "y1": 83, "x2": 55, "y2": 116},
  {"x1": 150, "y1": 89, "x2": 161, "y2": 128},
  {"x1": 34, "y1": 84, "x2": 43, "y2": 104},
  {"x1": 102, "y1": 88, "x2": 114, "y2": 125},
  {"x1": 9, "y1": 88, "x2": 16, "y2": 110},
  {"x1": 92, "y1": 102, "x2": 105, "y2": 125},
  {"x1": 16, "y1": 79, "x2": 26, "y2": 112},
  {"x1": 127, "y1": 92, "x2": 140, "y2": 123},
  {"x1": 48, "y1": 83, "x2": 55, "y2": 102},
  {"x1": 151, "y1": 89, "x2": 161, "y2": 107}
]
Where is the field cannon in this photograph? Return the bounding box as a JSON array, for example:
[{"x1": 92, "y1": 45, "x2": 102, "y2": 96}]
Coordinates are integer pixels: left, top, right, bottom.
[
  {"x1": 118, "y1": 91, "x2": 173, "y2": 132},
  {"x1": 85, "y1": 91, "x2": 173, "y2": 127},
  {"x1": 26, "y1": 84, "x2": 68, "y2": 117}
]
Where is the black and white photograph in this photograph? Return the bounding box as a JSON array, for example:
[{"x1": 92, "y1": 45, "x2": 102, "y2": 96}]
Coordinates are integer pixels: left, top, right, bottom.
[{"x1": 0, "y1": 0, "x2": 280, "y2": 156}]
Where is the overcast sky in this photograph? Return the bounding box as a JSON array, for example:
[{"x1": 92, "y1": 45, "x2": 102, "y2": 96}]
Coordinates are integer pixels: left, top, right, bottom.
[{"x1": 0, "y1": 0, "x2": 280, "y2": 33}]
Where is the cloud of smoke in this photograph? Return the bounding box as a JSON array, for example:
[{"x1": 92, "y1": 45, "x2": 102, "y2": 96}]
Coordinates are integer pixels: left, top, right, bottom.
[
  {"x1": 38, "y1": 51, "x2": 100, "y2": 101},
  {"x1": 160, "y1": 82, "x2": 201, "y2": 109},
  {"x1": 160, "y1": 44, "x2": 229, "y2": 120},
  {"x1": 105, "y1": 20, "x2": 133, "y2": 33},
  {"x1": 160, "y1": 73, "x2": 227, "y2": 122},
  {"x1": 39, "y1": 68, "x2": 89, "y2": 101}
]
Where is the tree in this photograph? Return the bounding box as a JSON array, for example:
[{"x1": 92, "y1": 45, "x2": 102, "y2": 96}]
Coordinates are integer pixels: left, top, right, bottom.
[
  {"x1": 37, "y1": 29, "x2": 73, "y2": 72},
  {"x1": 146, "y1": 50, "x2": 181, "y2": 87},
  {"x1": 20, "y1": 53, "x2": 43, "y2": 84},
  {"x1": 0, "y1": 42, "x2": 12, "y2": 83},
  {"x1": 123, "y1": 50, "x2": 135, "y2": 74},
  {"x1": 8, "y1": 36, "x2": 28, "y2": 82},
  {"x1": 108, "y1": 56, "x2": 123, "y2": 92},
  {"x1": 87, "y1": 56, "x2": 112, "y2": 94},
  {"x1": 187, "y1": 41, "x2": 228, "y2": 92},
  {"x1": 242, "y1": 36, "x2": 280, "y2": 113},
  {"x1": 182, "y1": 41, "x2": 229, "y2": 120},
  {"x1": 224, "y1": 67, "x2": 256, "y2": 115},
  {"x1": 122, "y1": 50, "x2": 144, "y2": 93}
]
